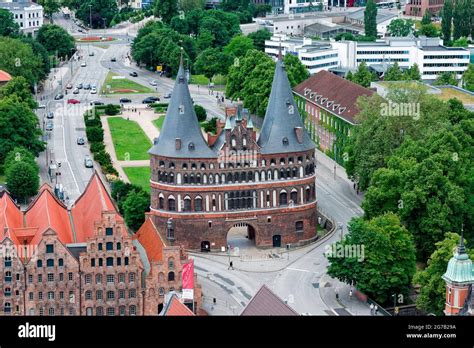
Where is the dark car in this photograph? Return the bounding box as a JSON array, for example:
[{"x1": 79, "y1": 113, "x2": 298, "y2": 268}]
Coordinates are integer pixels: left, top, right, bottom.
[
  {"x1": 129, "y1": 72, "x2": 138, "y2": 77},
  {"x1": 119, "y1": 98, "x2": 132, "y2": 103},
  {"x1": 54, "y1": 93, "x2": 64, "y2": 100},
  {"x1": 91, "y1": 100, "x2": 104, "y2": 106},
  {"x1": 142, "y1": 96, "x2": 160, "y2": 104},
  {"x1": 111, "y1": 57, "x2": 116, "y2": 62},
  {"x1": 46, "y1": 112, "x2": 54, "y2": 119},
  {"x1": 76, "y1": 83, "x2": 83, "y2": 89},
  {"x1": 164, "y1": 92, "x2": 171, "y2": 99}
]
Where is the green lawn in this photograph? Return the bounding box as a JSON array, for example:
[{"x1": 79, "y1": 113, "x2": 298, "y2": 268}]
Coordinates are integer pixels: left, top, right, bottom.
[
  {"x1": 152, "y1": 116, "x2": 165, "y2": 130},
  {"x1": 189, "y1": 74, "x2": 210, "y2": 85},
  {"x1": 107, "y1": 117, "x2": 152, "y2": 160},
  {"x1": 103, "y1": 71, "x2": 153, "y2": 94},
  {"x1": 123, "y1": 166, "x2": 150, "y2": 192}
]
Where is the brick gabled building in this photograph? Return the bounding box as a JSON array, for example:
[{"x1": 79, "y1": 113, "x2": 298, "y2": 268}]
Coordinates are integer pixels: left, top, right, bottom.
[
  {"x1": 149, "y1": 54, "x2": 317, "y2": 251},
  {"x1": 0, "y1": 173, "x2": 200, "y2": 316}
]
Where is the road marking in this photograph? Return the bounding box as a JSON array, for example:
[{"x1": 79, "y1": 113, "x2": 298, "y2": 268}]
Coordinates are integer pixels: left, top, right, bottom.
[
  {"x1": 61, "y1": 106, "x2": 80, "y2": 193},
  {"x1": 286, "y1": 267, "x2": 318, "y2": 274}
]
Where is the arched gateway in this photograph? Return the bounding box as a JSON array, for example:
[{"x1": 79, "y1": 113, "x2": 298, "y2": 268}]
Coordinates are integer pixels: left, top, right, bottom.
[{"x1": 148, "y1": 52, "x2": 317, "y2": 251}]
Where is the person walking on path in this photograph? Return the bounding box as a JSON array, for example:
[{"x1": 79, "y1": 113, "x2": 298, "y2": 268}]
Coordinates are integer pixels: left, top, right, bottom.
[{"x1": 228, "y1": 261, "x2": 234, "y2": 270}]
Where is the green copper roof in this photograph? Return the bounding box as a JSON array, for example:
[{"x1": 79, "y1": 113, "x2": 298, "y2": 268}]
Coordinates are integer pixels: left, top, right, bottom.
[{"x1": 442, "y1": 234, "x2": 474, "y2": 285}]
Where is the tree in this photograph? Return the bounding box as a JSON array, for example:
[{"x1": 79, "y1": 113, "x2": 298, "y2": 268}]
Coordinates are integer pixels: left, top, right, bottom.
[
  {"x1": 36, "y1": 24, "x2": 75, "y2": 59},
  {"x1": 6, "y1": 161, "x2": 39, "y2": 202},
  {"x1": 351, "y1": 62, "x2": 376, "y2": 88},
  {"x1": 413, "y1": 233, "x2": 473, "y2": 315},
  {"x1": 247, "y1": 29, "x2": 271, "y2": 51},
  {"x1": 111, "y1": 180, "x2": 143, "y2": 214},
  {"x1": 441, "y1": 0, "x2": 453, "y2": 43},
  {"x1": 452, "y1": 37, "x2": 468, "y2": 47},
  {"x1": 0, "y1": 37, "x2": 44, "y2": 86},
  {"x1": 194, "y1": 48, "x2": 232, "y2": 80},
  {"x1": 122, "y1": 190, "x2": 150, "y2": 231},
  {"x1": 434, "y1": 71, "x2": 457, "y2": 86},
  {"x1": 387, "y1": 19, "x2": 414, "y2": 37},
  {"x1": 170, "y1": 15, "x2": 189, "y2": 34},
  {"x1": 37, "y1": 0, "x2": 61, "y2": 19},
  {"x1": 335, "y1": 32, "x2": 356, "y2": 41},
  {"x1": 364, "y1": 0, "x2": 377, "y2": 39},
  {"x1": 384, "y1": 62, "x2": 404, "y2": 81},
  {"x1": 196, "y1": 29, "x2": 214, "y2": 52},
  {"x1": 0, "y1": 98, "x2": 44, "y2": 164},
  {"x1": 327, "y1": 213, "x2": 416, "y2": 304},
  {"x1": 418, "y1": 23, "x2": 439, "y2": 37},
  {"x1": 179, "y1": 0, "x2": 205, "y2": 12},
  {"x1": 283, "y1": 53, "x2": 309, "y2": 87},
  {"x1": 3, "y1": 147, "x2": 36, "y2": 172},
  {"x1": 0, "y1": 77, "x2": 37, "y2": 110},
  {"x1": 421, "y1": 11, "x2": 432, "y2": 25},
  {"x1": 253, "y1": 4, "x2": 271, "y2": 17},
  {"x1": 194, "y1": 104, "x2": 207, "y2": 122},
  {"x1": 76, "y1": 0, "x2": 118, "y2": 28},
  {"x1": 462, "y1": 64, "x2": 474, "y2": 92},
  {"x1": 154, "y1": 0, "x2": 179, "y2": 24},
  {"x1": 223, "y1": 35, "x2": 254, "y2": 59},
  {"x1": 0, "y1": 9, "x2": 19, "y2": 37},
  {"x1": 405, "y1": 64, "x2": 421, "y2": 81},
  {"x1": 452, "y1": 0, "x2": 463, "y2": 41}
]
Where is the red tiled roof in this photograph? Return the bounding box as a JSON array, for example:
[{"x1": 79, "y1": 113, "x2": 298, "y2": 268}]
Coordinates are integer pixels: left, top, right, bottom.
[
  {"x1": 163, "y1": 295, "x2": 194, "y2": 316},
  {"x1": 134, "y1": 217, "x2": 165, "y2": 262},
  {"x1": 0, "y1": 192, "x2": 23, "y2": 245},
  {"x1": 293, "y1": 70, "x2": 374, "y2": 124},
  {"x1": 241, "y1": 284, "x2": 299, "y2": 316},
  {"x1": 71, "y1": 173, "x2": 123, "y2": 242},
  {"x1": 0, "y1": 70, "x2": 12, "y2": 82},
  {"x1": 25, "y1": 185, "x2": 73, "y2": 245}
]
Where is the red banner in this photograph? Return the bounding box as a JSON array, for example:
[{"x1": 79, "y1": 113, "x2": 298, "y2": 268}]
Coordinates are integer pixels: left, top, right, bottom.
[{"x1": 182, "y1": 259, "x2": 194, "y2": 290}]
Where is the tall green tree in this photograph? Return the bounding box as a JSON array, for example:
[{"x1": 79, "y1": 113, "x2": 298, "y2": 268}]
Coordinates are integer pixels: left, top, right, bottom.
[
  {"x1": 387, "y1": 19, "x2": 414, "y2": 37},
  {"x1": 364, "y1": 0, "x2": 377, "y2": 39},
  {"x1": 327, "y1": 213, "x2": 416, "y2": 304},
  {"x1": 421, "y1": 11, "x2": 432, "y2": 25},
  {"x1": 194, "y1": 48, "x2": 232, "y2": 80},
  {"x1": 384, "y1": 62, "x2": 404, "y2": 81},
  {"x1": 76, "y1": 0, "x2": 118, "y2": 28},
  {"x1": 418, "y1": 23, "x2": 439, "y2": 37},
  {"x1": 247, "y1": 29, "x2": 271, "y2": 51},
  {"x1": 122, "y1": 190, "x2": 150, "y2": 231},
  {"x1": 6, "y1": 161, "x2": 39, "y2": 203},
  {"x1": 462, "y1": 64, "x2": 474, "y2": 92},
  {"x1": 405, "y1": 63, "x2": 421, "y2": 81},
  {"x1": 283, "y1": 53, "x2": 309, "y2": 87},
  {"x1": 3, "y1": 147, "x2": 36, "y2": 174},
  {"x1": 0, "y1": 9, "x2": 20, "y2": 37},
  {"x1": 453, "y1": 0, "x2": 463, "y2": 41},
  {"x1": 153, "y1": 0, "x2": 179, "y2": 24},
  {"x1": 37, "y1": 24, "x2": 75, "y2": 59},
  {"x1": 350, "y1": 62, "x2": 376, "y2": 88},
  {"x1": 460, "y1": 0, "x2": 471, "y2": 38},
  {"x1": 0, "y1": 77, "x2": 37, "y2": 110},
  {"x1": 37, "y1": 0, "x2": 61, "y2": 19},
  {"x1": 441, "y1": 0, "x2": 453, "y2": 43},
  {"x1": 223, "y1": 35, "x2": 254, "y2": 59},
  {"x1": 434, "y1": 71, "x2": 457, "y2": 85},
  {"x1": 179, "y1": 0, "x2": 205, "y2": 12},
  {"x1": 413, "y1": 232, "x2": 472, "y2": 315}
]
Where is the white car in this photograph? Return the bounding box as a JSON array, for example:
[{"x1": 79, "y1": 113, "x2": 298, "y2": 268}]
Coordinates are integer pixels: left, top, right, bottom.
[
  {"x1": 150, "y1": 80, "x2": 158, "y2": 86},
  {"x1": 90, "y1": 88, "x2": 97, "y2": 94},
  {"x1": 81, "y1": 62, "x2": 87, "y2": 67}
]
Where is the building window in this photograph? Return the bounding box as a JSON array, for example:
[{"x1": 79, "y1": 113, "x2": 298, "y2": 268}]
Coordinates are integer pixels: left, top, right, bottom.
[
  {"x1": 4, "y1": 303, "x2": 11, "y2": 313},
  {"x1": 106, "y1": 227, "x2": 113, "y2": 236},
  {"x1": 96, "y1": 307, "x2": 103, "y2": 316},
  {"x1": 4, "y1": 287, "x2": 11, "y2": 297},
  {"x1": 4, "y1": 256, "x2": 12, "y2": 267},
  {"x1": 68, "y1": 272, "x2": 73, "y2": 281},
  {"x1": 59, "y1": 273, "x2": 63, "y2": 281},
  {"x1": 47, "y1": 273, "x2": 54, "y2": 282},
  {"x1": 46, "y1": 244, "x2": 54, "y2": 253},
  {"x1": 37, "y1": 274, "x2": 42, "y2": 283},
  {"x1": 38, "y1": 292, "x2": 43, "y2": 300},
  {"x1": 168, "y1": 272, "x2": 175, "y2": 282},
  {"x1": 168, "y1": 258, "x2": 175, "y2": 269},
  {"x1": 107, "y1": 275, "x2": 114, "y2": 283},
  {"x1": 117, "y1": 242, "x2": 121, "y2": 250},
  {"x1": 119, "y1": 289, "x2": 125, "y2": 299},
  {"x1": 129, "y1": 305, "x2": 136, "y2": 316},
  {"x1": 28, "y1": 274, "x2": 33, "y2": 283},
  {"x1": 85, "y1": 290, "x2": 92, "y2": 300},
  {"x1": 168, "y1": 198, "x2": 176, "y2": 211},
  {"x1": 48, "y1": 308, "x2": 55, "y2": 316},
  {"x1": 29, "y1": 292, "x2": 33, "y2": 300},
  {"x1": 119, "y1": 273, "x2": 125, "y2": 283},
  {"x1": 96, "y1": 274, "x2": 102, "y2": 284},
  {"x1": 91, "y1": 258, "x2": 95, "y2": 267},
  {"x1": 159, "y1": 287, "x2": 165, "y2": 296},
  {"x1": 106, "y1": 257, "x2": 113, "y2": 267},
  {"x1": 58, "y1": 259, "x2": 63, "y2": 267},
  {"x1": 99, "y1": 258, "x2": 103, "y2": 267},
  {"x1": 129, "y1": 289, "x2": 136, "y2": 298},
  {"x1": 60, "y1": 291, "x2": 64, "y2": 300},
  {"x1": 96, "y1": 290, "x2": 103, "y2": 300},
  {"x1": 119, "y1": 306, "x2": 125, "y2": 316},
  {"x1": 86, "y1": 307, "x2": 93, "y2": 316},
  {"x1": 98, "y1": 243, "x2": 103, "y2": 251},
  {"x1": 106, "y1": 242, "x2": 113, "y2": 251},
  {"x1": 39, "y1": 308, "x2": 44, "y2": 316},
  {"x1": 159, "y1": 197, "x2": 164, "y2": 209},
  {"x1": 279, "y1": 191, "x2": 288, "y2": 206},
  {"x1": 48, "y1": 291, "x2": 54, "y2": 300},
  {"x1": 107, "y1": 307, "x2": 115, "y2": 316},
  {"x1": 37, "y1": 260, "x2": 42, "y2": 267},
  {"x1": 85, "y1": 274, "x2": 92, "y2": 284},
  {"x1": 184, "y1": 198, "x2": 191, "y2": 211},
  {"x1": 117, "y1": 257, "x2": 121, "y2": 266},
  {"x1": 129, "y1": 273, "x2": 135, "y2": 283},
  {"x1": 107, "y1": 291, "x2": 115, "y2": 301},
  {"x1": 296, "y1": 221, "x2": 304, "y2": 233},
  {"x1": 125, "y1": 257, "x2": 129, "y2": 266}
]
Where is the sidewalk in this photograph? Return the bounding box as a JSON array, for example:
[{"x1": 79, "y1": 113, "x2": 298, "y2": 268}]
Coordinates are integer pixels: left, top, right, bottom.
[{"x1": 319, "y1": 274, "x2": 383, "y2": 316}]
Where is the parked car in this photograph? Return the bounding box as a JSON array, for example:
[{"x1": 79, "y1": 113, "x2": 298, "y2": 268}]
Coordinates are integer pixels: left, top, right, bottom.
[
  {"x1": 66, "y1": 83, "x2": 73, "y2": 89},
  {"x1": 142, "y1": 96, "x2": 160, "y2": 104},
  {"x1": 84, "y1": 156, "x2": 93, "y2": 168},
  {"x1": 90, "y1": 88, "x2": 97, "y2": 94},
  {"x1": 77, "y1": 137, "x2": 85, "y2": 145},
  {"x1": 37, "y1": 104, "x2": 46, "y2": 109},
  {"x1": 76, "y1": 83, "x2": 83, "y2": 89},
  {"x1": 54, "y1": 93, "x2": 64, "y2": 100},
  {"x1": 73, "y1": 88, "x2": 79, "y2": 94},
  {"x1": 46, "y1": 112, "x2": 54, "y2": 119},
  {"x1": 45, "y1": 121, "x2": 54, "y2": 131},
  {"x1": 149, "y1": 80, "x2": 158, "y2": 86},
  {"x1": 91, "y1": 100, "x2": 104, "y2": 106},
  {"x1": 81, "y1": 62, "x2": 87, "y2": 67},
  {"x1": 91, "y1": 84, "x2": 97, "y2": 89},
  {"x1": 164, "y1": 92, "x2": 172, "y2": 99},
  {"x1": 119, "y1": 98, "x2": 132, "y2": 103},
  {"x1": 129, "y1": 72, "x2": 138, "y2": 77},
  {"x1": 89, "y1": 51, "x2": 94, "y2": 56},
  {"x1": 67, "y1": 99, "x2": 80, "y2": 104},
  {"x1": 111, "y1": 57, "x2": 116, "y2": 62},
  {"x1": 83, "y1": 83, "x2": 91, "y2": 90}
]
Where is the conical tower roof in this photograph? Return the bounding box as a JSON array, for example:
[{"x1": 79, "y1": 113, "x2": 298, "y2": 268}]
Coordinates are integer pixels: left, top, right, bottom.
[
  {"x1": 148, "y1": 54, "x2": 216, "y2": 159},
  {"x1": 257, "y1": 55, "x2": 314, "y2": 154},
  {"x1": 443, "y1": 229, "x2": 474, "y2": 285}
]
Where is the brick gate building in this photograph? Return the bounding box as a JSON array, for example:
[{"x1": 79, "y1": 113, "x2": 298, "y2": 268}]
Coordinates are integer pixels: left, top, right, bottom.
[{"x1": 149, "y1": 54, "x2": 317, "y2": 251}]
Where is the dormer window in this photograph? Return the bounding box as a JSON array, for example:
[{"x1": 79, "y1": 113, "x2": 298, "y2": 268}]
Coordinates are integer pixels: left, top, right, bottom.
[
  {"x1": 315, "y1": 95, "x2": 321, "y2": 101},
  {"x1": 327, "y1": 101, "x2": 333, "y2": 107},
  {"x1": 188, "y1": 143, "x2": 195, "y2": 151},
  {"x1": 304, "y1": 88, "x2": 310, "y2": 96},
  {"x1": 338, "y1": 107, "x2": 346, "y2": 114},
  {"x1": 179, "y1": 104, "x2": 185, "y2": 114},
  {"x1": 282, "y1": 137, "x2": 289, "y2": 146},
  {"x1": 321, "y1": 98, "x2": 327, "y2": 104},
  {"x1": 309, "y1": 92, "x2": 315, "y2": 99}
]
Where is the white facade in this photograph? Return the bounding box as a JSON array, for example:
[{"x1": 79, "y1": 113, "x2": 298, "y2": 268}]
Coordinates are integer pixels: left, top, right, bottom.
[
  {"x1": 283, "y1": 0, "x2": 326, "y2": 14},
  {"x1": 265, "y1": 35, "x2": 339, "y2": 74},
  {"x1": 265, "y1": 35, "x2": 471, "y2": 81},
  {"x1": 0, "y1": 1, "x2": 44, "y2": 36}
]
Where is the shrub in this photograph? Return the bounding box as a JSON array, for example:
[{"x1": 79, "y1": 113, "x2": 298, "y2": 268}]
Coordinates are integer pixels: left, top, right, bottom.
[
  {"x1": 105, "y1": 104, "x2": 120, "y2": 116},
  {"x1": 86, "y1": 126, "x2": 104, "y2": 143},
  {"x1": 194, "y1": 104, "x2": 207, "y2": 122},
  {"x1": 93, "y1": 150, "x2": 112, "y2": 166},
  {"x1": 90, "y1": 141, "x2": 105, "y2": 153}
]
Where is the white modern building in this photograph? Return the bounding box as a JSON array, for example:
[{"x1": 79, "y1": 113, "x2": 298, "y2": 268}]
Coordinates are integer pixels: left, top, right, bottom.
[
  {"x1": 283, "y1": 0, "x2": 325, "y2": 14},
  {"x1": 0, "y1": 0, "x2": 43, "y2": 36},
  {"x1": 266, "y1": 35, "x2": 339, "y2": 74},
  {"x1": 266, "y1": 34, "x2": 471, "y2": 81}
]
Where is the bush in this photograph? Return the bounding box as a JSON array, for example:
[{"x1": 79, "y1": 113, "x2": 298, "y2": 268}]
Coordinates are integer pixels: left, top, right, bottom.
[
  {"x1": 103, "y1": 164, "x2": 118, "y2": 176},
  {"x1": 86, "y1": 126, "x2": 104, "y2": 143},
  {"x1": 194, "y1": 104, "x2": 207, "y2": 122},
  {"x1": 93, "y1": 150, "x2": 112, "y2": 166},
  {"x1": 202, "y1": 117, "x2": 218, "y2": 134},
  {"x1": 90, "y1": 141, "x2": 105, "y2": 153},
  {"x1": 84, "y1": 115, "x2": 101, "y2": 127},
  {"x1": 104, "y1": 104, "x2": 121, "y2": 116}
]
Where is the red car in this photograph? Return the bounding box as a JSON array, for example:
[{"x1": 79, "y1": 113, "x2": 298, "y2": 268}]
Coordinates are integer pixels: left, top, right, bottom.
[{"x1": 67, "y1": 99, "x2": 80, "y2": 104}]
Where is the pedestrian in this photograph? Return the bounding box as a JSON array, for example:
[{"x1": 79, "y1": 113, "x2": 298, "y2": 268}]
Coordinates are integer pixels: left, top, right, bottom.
[
  {"x1": 349, "y1": 289, "x2": 353, "y2": 299},
  {"x1": 353, "y1": 182, "x2": 356, "y2": 190},
  {"x1": 138, "y1": 111, "x2": 141, "y2": 116},
  {"x1": 335, "y1": 288, "x2": 339, "y2": 300},
  {"x1": 228, "y1": 261, "x2": 234, "y2": 270}
]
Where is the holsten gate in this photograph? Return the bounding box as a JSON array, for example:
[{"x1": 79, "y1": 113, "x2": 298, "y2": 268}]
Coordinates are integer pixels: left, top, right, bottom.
[{"x1": 148, "y1": 54, "x2": 317, "y2": 251}]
